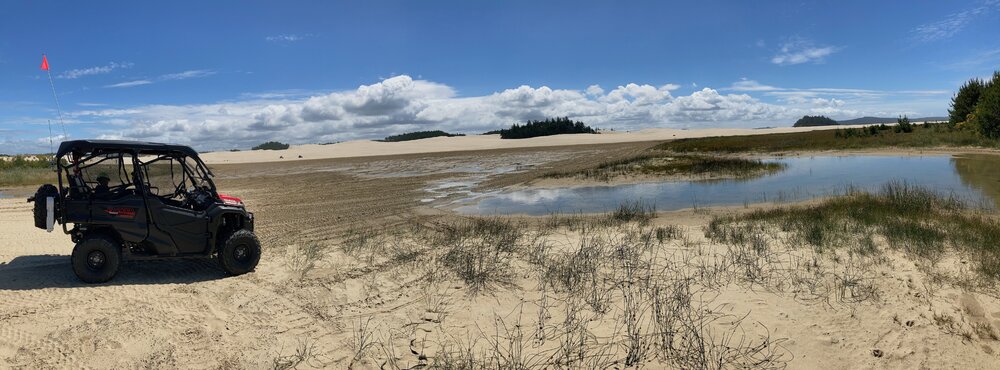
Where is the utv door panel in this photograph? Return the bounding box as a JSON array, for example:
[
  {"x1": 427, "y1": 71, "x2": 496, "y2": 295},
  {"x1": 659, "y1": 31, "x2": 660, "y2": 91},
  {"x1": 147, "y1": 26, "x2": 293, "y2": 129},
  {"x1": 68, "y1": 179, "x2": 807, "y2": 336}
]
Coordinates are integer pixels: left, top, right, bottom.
[
  {"x1": 145, "y1": 227, "x2": 180, "y2": 256},
  {"x1": 62, "y1": 200, "x2": 90, "y2": 223},
  {"x1": 148, "y1": 199, "x2": 209, "y2": 254},
  {"x1": 90, "y1": 196, "x2": 147, "y2": 243},
  {"x1": 157, "y1": 207, "x2": 208, "y2": 253}
]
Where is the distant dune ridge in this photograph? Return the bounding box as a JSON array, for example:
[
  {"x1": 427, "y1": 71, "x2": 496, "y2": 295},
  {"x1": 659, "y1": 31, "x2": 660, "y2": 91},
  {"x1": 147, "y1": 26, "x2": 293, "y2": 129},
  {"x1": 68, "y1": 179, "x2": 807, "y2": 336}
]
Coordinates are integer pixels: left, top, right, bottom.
[{"x1": 199, "y1": 124, "x2": 869, "y2": 164}]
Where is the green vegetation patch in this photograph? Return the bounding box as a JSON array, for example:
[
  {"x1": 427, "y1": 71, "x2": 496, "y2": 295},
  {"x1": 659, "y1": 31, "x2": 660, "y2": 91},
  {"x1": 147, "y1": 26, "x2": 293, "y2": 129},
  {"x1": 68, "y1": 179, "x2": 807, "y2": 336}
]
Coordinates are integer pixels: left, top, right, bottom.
[
  {"x1": 0, "y1": 155, "x2": 56, "y2": 187},
  {"x1": 656, "y1": 121, "x2": 995, "y2": 153},
  {"x1": 793, "y1": 115, "x2": 838, "y2": 127},
  {"x1": 950, "y1": 71, "x2": 1000, "y2": 138},
  {"x1": 544, "y1": 153, "x2": 786, "y2": 182},
  {"x1": 499, "y1": 117, "x2": 596, "y2": 139},
  {"x1": 381, "y1": 130, "x2": 464, "y2": 142},
  {"x1": 707, "y1": 181, "x2": 1000, "y2": 282},
  {"x1": 252, "y1": 141, "x2": 290, "y2": 150}
]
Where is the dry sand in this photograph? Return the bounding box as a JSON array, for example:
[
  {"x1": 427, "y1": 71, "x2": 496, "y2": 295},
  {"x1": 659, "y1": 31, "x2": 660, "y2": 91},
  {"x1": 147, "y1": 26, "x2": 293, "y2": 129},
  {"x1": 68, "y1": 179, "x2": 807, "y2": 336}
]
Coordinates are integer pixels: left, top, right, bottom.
[
  {"x1": 2, "y1": 140, "x2": 999, "y2": 368},
  {"x1": 199, "y1": 125, "x2": 872, "y2": 164}
]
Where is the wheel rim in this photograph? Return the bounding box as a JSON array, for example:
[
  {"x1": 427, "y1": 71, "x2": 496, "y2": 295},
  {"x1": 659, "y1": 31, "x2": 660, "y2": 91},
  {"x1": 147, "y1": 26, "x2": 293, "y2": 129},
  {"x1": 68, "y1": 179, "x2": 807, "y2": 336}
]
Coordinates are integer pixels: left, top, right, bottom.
[
  {"x1": 87, "y1": 250, "x2": 106, "y2": 270},
  {"x1": 233, "y1": 244, "x2": 250, "y2": 262}
]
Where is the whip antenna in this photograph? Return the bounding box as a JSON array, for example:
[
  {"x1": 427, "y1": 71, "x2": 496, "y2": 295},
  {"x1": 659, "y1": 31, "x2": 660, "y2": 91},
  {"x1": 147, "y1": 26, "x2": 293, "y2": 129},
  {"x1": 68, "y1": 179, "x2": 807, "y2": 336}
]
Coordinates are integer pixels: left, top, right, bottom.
[
  {"x1": 47, "y1": 119, "x2": 55, "y2": 169},
  {"x1": 40, "y1": 54, "x2": 67, "y2": 138},
  {"x1": 47, "y1": 119, "x2": 54, "y2": 154}
]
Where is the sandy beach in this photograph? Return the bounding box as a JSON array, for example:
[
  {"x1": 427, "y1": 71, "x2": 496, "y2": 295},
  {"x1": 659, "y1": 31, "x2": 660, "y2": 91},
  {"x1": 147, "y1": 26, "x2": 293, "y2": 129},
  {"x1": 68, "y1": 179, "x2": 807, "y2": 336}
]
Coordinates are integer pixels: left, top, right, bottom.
[{"x1": 2, "y1": 139, "x2": 999, "y2": 369}]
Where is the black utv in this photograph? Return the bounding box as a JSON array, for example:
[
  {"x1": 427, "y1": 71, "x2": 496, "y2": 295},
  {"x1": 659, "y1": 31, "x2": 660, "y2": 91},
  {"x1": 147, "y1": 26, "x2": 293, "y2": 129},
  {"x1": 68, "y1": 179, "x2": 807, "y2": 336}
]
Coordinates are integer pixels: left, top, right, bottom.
[{"x1": 28, "y1": 140, "x2": 260, "y2": 283}]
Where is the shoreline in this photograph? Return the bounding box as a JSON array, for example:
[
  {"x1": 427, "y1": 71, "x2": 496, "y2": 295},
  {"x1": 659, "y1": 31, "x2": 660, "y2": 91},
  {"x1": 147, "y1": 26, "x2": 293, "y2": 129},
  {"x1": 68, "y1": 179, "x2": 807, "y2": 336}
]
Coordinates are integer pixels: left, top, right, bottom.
[{"x1": 498, "y1": 147, "x2": 1000, "y2": 190}]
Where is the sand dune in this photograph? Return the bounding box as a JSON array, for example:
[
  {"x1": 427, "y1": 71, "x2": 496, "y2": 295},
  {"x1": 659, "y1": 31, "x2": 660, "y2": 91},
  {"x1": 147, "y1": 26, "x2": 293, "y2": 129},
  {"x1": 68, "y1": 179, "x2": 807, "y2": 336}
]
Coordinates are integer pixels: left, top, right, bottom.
[{"x1": 200, "y1": 125, "x2": 869, "y2": 164}]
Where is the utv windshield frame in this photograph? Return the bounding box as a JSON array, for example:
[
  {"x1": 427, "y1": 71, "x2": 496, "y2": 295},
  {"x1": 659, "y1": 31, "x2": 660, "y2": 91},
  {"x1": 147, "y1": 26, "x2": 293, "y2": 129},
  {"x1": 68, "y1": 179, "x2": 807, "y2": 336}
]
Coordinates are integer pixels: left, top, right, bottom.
[{"x1": 137, "y1": 153, "x2": 215, "y2": 200}]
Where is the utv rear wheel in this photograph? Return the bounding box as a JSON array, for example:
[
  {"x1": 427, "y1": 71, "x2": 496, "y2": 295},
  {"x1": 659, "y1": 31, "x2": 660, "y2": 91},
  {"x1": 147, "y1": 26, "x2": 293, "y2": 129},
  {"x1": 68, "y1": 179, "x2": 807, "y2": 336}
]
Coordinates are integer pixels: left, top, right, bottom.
[
  {"x1": 219, "y1": 229, "x2": 261, "y2": 276},
  {"x1": 32, "y1": 184, "x2": 58, "y2": 230},
  {"x1": 71, "y1": 235, "x2": 122, "y2": 283}
]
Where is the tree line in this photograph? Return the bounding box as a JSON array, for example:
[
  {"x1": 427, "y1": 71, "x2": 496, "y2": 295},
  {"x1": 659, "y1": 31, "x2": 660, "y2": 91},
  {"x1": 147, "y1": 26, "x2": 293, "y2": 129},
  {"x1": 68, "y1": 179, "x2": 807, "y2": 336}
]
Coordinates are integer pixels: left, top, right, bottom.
[
  {"x1": 950, "y1": 71, "x2": 1000, "y2": 138},
  {"x1": 497, "y1": 117, "x2": 596, "y2": 139},
  {"x1": 793, "y1": 115, "x2": 838, "y2": 127},
  {"x1": 381, "y1": 130, "x2": 464, "y2": 142},
  {"x1": 251, "y1": 141, "x2": 290, "y2": 150}
]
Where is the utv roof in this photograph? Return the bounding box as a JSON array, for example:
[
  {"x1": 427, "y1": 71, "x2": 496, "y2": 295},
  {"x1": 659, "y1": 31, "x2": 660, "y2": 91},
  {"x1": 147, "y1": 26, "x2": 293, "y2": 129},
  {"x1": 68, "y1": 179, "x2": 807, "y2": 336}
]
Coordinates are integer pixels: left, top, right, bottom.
[{"x1": 57, "y1": 140, "x2": 200, "y2": 158}]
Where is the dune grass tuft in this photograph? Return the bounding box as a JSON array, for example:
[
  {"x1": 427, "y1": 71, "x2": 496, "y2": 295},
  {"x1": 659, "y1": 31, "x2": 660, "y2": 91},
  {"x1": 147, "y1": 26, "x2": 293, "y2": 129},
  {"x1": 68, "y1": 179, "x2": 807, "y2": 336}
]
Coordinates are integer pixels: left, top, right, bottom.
[
  {"x1": 435, "y1": 217, "x2": 525, "y2": 295},
  {"x1": 707, "y1": 181, "x2": 1000, "y2": 282}
]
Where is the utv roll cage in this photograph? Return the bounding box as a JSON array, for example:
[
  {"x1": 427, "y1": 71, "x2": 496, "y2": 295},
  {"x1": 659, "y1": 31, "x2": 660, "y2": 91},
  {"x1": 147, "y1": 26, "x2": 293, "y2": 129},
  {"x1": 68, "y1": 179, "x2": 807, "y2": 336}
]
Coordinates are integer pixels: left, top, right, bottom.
[{"x1": 53, "y1": 140, "x2": 219, "y2": 235}]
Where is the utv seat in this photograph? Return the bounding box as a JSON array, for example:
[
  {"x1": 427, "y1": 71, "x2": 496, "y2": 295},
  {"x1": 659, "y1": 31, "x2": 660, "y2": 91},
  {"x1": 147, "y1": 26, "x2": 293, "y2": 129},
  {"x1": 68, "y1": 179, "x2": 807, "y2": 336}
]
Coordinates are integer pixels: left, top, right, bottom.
[{"x1": 68, "y1": 174, "x2": 91, "y2": 200}]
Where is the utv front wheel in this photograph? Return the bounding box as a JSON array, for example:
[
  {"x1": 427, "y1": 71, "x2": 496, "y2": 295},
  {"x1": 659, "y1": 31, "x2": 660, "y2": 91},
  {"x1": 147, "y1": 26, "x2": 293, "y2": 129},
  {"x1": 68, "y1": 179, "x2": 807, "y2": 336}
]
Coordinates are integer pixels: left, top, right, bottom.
[
  {"x1": 71, "y1": 235, "x2": 122, "y2": 283},
  {"x1": 219, "y1": 229, "x2": 261, "y2": 276}
]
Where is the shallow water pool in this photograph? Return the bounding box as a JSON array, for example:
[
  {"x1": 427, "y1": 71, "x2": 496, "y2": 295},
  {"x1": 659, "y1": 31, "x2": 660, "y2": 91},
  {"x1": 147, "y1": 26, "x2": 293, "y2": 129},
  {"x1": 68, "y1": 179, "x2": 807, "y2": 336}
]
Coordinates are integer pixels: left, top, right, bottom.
[{"x1": 456, "y1": 154, "x2": 1000, "y2": 215}]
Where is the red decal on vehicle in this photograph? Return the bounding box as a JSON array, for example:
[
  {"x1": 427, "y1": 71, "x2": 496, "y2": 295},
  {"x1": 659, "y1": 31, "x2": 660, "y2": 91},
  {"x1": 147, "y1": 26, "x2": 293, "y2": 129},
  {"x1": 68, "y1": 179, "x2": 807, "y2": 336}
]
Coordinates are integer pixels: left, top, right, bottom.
[
  {"x1": 218, "y1": 193, "x2": 243, "y2": 206},
  {"x1": 104, "y1": 207, "x2": 137, "y2": 219}
]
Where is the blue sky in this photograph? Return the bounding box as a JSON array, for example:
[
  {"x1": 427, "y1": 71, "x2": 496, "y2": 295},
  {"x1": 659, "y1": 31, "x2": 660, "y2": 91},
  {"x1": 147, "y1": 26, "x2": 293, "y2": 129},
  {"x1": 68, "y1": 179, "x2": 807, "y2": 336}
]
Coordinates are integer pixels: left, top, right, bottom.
[{"x1": 1, "y1": 0, "x2": 998, "y2": 153}]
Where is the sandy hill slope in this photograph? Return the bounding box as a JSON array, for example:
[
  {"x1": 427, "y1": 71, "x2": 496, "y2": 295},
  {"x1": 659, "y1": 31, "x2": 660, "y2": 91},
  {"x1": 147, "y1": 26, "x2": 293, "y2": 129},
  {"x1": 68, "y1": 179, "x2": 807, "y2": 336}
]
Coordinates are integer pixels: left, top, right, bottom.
[{"x1": 200, "y1": 125, "x2": 868, "y2": 164}]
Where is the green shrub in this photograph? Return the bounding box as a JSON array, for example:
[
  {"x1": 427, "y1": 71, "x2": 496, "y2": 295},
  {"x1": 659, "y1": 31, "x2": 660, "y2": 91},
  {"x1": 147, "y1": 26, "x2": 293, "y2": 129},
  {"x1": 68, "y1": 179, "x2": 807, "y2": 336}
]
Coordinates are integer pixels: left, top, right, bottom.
[
  {"x1": 835, "y1": 123, "x2": 899, "y2": 139},
  {"x1": 950, "y1": 78, "x2": 986, "y2": 124},
  {"x1": 251, "y1": 141, "x2": 290, "y2": 150},
  {"x1": 894, "y1": 115, "x2": 913, "y2": 133},
  {"x1": 975, "y1": 72, "x2": 1000, "y2": 139}
]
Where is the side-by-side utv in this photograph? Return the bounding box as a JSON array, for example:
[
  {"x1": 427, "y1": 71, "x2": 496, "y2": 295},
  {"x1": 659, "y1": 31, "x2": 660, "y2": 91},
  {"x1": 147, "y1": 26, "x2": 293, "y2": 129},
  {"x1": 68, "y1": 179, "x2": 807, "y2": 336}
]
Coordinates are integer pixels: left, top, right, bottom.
[{"x1": 27, "y1": 140, "x2": 261, "y2": 283}]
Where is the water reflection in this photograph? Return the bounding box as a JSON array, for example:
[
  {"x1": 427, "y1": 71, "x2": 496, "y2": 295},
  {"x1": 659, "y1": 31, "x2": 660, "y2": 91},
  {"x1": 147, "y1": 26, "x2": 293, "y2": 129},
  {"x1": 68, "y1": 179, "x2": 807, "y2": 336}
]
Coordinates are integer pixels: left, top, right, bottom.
[
  {"x1": 457, "y1": 155, "x2": 1000, "y2": 215},
  {"x1": 952, "y1": 154, "x2": 1000, "y2": 209}
]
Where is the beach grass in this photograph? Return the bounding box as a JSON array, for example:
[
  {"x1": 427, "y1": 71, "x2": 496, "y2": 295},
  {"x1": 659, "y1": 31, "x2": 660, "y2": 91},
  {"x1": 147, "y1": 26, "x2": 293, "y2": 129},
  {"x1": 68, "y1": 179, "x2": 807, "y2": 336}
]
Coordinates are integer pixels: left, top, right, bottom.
[
  {"x1": 543, "y1": 153, "x2": 786, "y2": 181},
  {"x1": 707, "y1": 181, "x2": 1000, "y2": 282},
  {"x1": 656, "y1": 122, "x2": 997, "y2": 153}
]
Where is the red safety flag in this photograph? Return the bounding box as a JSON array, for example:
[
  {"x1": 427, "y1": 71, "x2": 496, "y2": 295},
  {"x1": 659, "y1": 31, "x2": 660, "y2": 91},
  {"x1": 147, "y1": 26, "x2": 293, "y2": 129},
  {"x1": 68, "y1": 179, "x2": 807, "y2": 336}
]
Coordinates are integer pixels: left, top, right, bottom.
[{"x1": 40, "y1": 55, "x2": 49, "y2": 71}]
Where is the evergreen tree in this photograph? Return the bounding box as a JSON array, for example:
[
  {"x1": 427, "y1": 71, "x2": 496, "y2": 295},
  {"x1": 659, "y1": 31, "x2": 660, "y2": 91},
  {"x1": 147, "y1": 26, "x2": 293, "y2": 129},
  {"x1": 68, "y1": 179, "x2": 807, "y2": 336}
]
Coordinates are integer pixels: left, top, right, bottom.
[
  {"x1": 894, "y1": 115, "x2": 913, "y2": 133},
  {"x1": 975, "y1": 72, "x2": 1000, "y2": 138},
  {"x1": 949, "y1": 78, "x2": 985, "y2": 124}
]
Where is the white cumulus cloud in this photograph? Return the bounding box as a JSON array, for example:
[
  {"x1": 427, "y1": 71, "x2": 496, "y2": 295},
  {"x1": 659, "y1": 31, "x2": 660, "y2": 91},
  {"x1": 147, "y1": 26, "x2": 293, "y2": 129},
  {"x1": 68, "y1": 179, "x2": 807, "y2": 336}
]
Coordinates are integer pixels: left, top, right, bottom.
[{"x1": 43, "y1": 75, "x2": 921, "y2": 152}]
